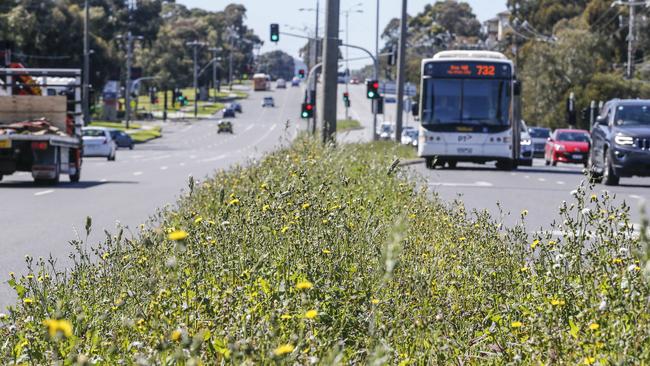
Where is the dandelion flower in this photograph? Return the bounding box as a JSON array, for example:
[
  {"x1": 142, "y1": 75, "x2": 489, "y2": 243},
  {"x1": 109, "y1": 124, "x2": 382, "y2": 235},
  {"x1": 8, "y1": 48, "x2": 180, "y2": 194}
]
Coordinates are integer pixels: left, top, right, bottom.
[
  {"x1": 510, "y1": 321, "x2": 523, "y2": 328},
  {"x1": 520, "y1": 267, "x2": 529, "y2": 272},
  {"x1": 273, "y1": 344, "x2": 294, "y2": 356},
  {"x1": 171, "y1": 329, "x2": 182, "y2": 341},
  {"x1": 23, "y1": 298, "x2": 34, "y2": 305},
  {"x1": 304, "y1": 310, "x2": 318, "y2": 319},
  {"x1": 281, "y1": 226, "x2": 290, "y2": 234},
  {"x1": 371, "y1": 299, "x2": 380, "y2": 304},
  {"x1": 589, "y1": 323, "x2": 599, "y2": 330},
  {"x1": 43, "y1": 319, "x2": 73, "y2": 338},
  {"x1": 262, "y1": 204, "x2": 270, "y2": 212},
  {"x1": 228, "y1": 198, "x2": 240, "y2": 206},
  {"x1": 550, "y1": 299, "x2": 565, "y2": 306},
  {"x1": 322, "y1": 249, "x2": 331, "y2": 254},
  {"x1": 583, "y1": 357, "x2": 596, "y2": 365},
  {"x1": 302, "y1": 203, "x2": 311, "y2": 210},
  {"x1": 168, "y1": 230, "x2": 188, "y2": 241},
  {"x1": 280, "y1": 314, "x2": 292, "y2": 320},
  {"x1": 296, "y1": 281, "x2": 313, "y2": 290},
  {"x1": 531, "y1": 239, "x2": 540, "y2": 249},
  {"x1": 194, "y1": 217, "x2": 203, "y2": 224}
]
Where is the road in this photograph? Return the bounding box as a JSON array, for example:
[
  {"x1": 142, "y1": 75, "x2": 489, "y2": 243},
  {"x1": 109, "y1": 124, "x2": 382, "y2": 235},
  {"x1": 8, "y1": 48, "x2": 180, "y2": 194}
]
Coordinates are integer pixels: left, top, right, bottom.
[{"x1": 0, "y1": 85, "x2": 303, "y2": 308}]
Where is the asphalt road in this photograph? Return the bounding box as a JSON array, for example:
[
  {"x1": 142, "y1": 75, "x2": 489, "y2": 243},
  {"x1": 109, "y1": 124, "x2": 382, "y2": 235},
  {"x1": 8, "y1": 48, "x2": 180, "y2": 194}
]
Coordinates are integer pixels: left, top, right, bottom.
[
  {"x1": 0, "y1": 85, "x2": 303, "y2": 308},
  {"x1": 412, "y1": 158, "x2": 650, "y2": 233}
]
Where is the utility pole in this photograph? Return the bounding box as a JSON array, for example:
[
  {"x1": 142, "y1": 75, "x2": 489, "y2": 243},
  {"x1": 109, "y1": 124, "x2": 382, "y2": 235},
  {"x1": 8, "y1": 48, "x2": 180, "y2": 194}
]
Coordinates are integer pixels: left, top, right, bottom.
[
  {"x1": 374, "y1": 0, "x2": 379, "y2": 140},
  {"x1": 394, "y1": 0, "x2": 408, "y2": 143},
  {"x1": 186, "y1": 41, "x2": 206, "y2": 119},
  {"x1": 209, "y1": 47, "x2": 221, "y2": 99},
  {"x1": 83, "y1": 0, "x2": 90, "y2": 126},
  {"x1": 627, "y1": 2, "x2": 637, "y2": 79},
  {"x1": 320, "y1": 0, "x2": 340, "y2": 143},
  {"x1": 125, "y1": 32, "x2": 134, "y2": 129}
]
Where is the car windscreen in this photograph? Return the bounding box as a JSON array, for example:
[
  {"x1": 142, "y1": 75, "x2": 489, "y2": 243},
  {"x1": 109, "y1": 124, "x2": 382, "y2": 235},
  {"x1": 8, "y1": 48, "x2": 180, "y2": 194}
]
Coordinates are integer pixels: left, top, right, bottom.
[
  {"x1": 83, "y1": 129, "x2": 105, "y2": 137},
  {"x1": 614, "y1": 105, "x2": 650, "y2": 126},
  {"x1": 556, "y1": 132, "x2": 589, "y2": 142},
  {"x1": 529, "y1": 128, "x2": 550, "y2": 138},
  {"x1": 422, "y1": 78, "x2": 510, "y2": 126}
]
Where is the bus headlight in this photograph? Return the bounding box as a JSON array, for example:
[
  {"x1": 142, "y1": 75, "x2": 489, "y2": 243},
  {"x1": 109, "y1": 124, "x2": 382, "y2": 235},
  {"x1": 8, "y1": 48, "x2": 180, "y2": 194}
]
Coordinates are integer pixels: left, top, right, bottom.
[
  {"x1": 521, "y1": 138, "x2": 531, "y2": 146},
  {"x1": 614, "y1": 134, "x2": 634, "y2": 146}
]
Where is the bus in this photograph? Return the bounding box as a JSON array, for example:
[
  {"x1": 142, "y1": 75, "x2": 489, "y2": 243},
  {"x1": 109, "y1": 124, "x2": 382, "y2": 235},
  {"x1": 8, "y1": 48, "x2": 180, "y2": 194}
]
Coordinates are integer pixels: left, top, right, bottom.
[
  {"x1": 417, "y1": 51, "x2": 521, "y2": 170},
  {"x1": 253, "y1": 73, "x2": 270, "y2": 91}
]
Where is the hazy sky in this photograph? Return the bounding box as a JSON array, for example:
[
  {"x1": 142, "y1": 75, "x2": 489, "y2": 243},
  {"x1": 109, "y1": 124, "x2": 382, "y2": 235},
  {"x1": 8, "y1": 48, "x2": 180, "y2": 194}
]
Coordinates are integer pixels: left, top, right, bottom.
[{"x1": 176, "y1": 1, "x2": 508, "y2": 69}]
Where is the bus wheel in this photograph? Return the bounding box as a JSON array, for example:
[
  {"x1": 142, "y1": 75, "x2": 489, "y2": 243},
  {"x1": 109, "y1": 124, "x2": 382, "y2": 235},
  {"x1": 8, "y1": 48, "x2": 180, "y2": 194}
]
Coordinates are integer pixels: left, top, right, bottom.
[
  {"x1": 496, "y1": 160, "x2": 514, "y2": 171},
  {"x1": 447, "y1": 161, "x2": 457, "y2": 169},
  {"x1": 425, "y1": 157, "x2": 435, "y2": 169}
]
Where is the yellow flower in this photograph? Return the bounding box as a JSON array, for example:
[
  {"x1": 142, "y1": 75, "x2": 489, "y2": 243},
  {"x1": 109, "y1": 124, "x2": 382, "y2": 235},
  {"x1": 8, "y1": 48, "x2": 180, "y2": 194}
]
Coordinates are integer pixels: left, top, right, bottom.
[
  {"x1": 531, "y1": 239, "x2": 540, "y2": 249},
  {"x1": 510, "y1": 321, "x2": 523, "y2": 328},
  {"x1": 550, "y1": 299, "x2": 565, "y2": 306},
  {"x1": 371, "y1": 299, "x2": 380, "y2": 304},
  {"x1": 281, "y1": 226, "x2": 290, "y2": 234},
  {"x1": 302, "y1": 203, "x2": 311, "y2": 210},
  {"x1": 458, "y1": 237, "x2": 467, "y2": 241},
  {"x1": 262, "y1": 204, "x2": 270, "y2": 212},
  {"x1": 23, "y1": 298, "x2": 34, "y2": 305},
  {"x1": 521, "y1": 209, "x2": 529, "y2": 216},
  {"x1": 168, "y1": 230, "x2": 188, "y2": 241},
  {"x1": 520, "y1": 267, "x2": 529, "y2": 272},
  {"x1": 228, "y1": 198, "x2": 240, "y2": 206},
  {"x1": 612, "y1": 258, "x2": 623, "y2": 264},
  {"x1": 583, "y1": 357, "x2": 596, "y2": 365},
  {"x1": 43, "y1": 319, "x2": 73, "y2": 338},
  {"x1": 260, "y1": 183, "x2": 268, "y2": 190},
  {"x1": 194, "y1": 216, "x2": 203, "y2": 224},
  {"x1": 304, "y1": 310, "x2": 318, "y2": 319},
  {"x1": 280, "y1": 314, "x2": 292, "y2": 320},
  {"x1": 590, "y1": 194, "x2": 597, "y2": 202},
  {"x1": 273, "y1": 344, "x2": 294, "y2": 356},
  {"x1": 322, "y1": 249, "x2": 331, "y2": 254},
  {"x1": 296, "y1": 281, "x2": 313, "y2": 290},
  {"x1": 171, "y1": 329, "x2": 182, "y2": 341},
  {"x1": 589, "y1": 323, "x2": 599, "y2": 331},
  {"x1": 322, "y1": 219, "x2": 329, "y2": 224},
  {"x1": 548, "y1": 240, "x2": 557, "y2": 246}
]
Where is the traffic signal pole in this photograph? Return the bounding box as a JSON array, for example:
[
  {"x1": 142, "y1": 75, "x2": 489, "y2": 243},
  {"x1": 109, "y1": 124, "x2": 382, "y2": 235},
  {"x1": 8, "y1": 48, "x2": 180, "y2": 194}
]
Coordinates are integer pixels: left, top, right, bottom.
[
  {"x1": 320, "y1": 0, "x2": 340, "y2": 144},
  {"x1": 307, "y1": 62, "x2": 323, "y2": 135}
]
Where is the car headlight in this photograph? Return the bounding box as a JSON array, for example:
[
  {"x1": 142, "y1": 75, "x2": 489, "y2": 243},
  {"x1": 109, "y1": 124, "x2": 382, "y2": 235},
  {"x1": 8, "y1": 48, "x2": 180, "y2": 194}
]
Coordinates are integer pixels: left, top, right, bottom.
[
  {"x1": 521, "y1": 138, "x2": 531, "y2": 146},
  {"x1": 614, "y1": 134, "x2": 635, "y2": 146},
  {"x1": 555, "y1": 145, "x2": 565, "y2": 151}
]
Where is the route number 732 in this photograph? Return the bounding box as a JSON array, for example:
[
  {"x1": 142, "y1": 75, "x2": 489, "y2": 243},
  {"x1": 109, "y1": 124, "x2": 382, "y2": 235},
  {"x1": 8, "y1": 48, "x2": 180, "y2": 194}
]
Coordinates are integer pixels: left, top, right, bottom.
[{"x1": 476, "y1": 65, "x2": 496, "y2": 76}]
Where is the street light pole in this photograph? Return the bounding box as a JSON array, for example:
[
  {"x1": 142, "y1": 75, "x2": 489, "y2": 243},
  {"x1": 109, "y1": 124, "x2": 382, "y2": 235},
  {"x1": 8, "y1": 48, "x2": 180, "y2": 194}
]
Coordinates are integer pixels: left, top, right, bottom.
[
  {"x1": 125, "y1": 32, "x2": 133, "y2": 129},
  {"x1": 83, "y1": 0, "x2": 90, "y2": 126},
  {"x1": 374, "y1": 0, "x2": 379, "y2": 140},
  {"x1": 208, "y1": 47, "x2": 221, "y2": 99},
  {"x1": 186, "y1": 41, "x2": 206, "y2": 119},
  {"x1": 320, "y1": 0, "x2": 340, "y2": 143}
]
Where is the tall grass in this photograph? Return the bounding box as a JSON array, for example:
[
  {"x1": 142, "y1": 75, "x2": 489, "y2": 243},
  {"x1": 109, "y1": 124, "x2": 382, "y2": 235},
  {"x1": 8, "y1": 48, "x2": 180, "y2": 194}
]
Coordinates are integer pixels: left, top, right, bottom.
[{"x1": 0, "y1": 138, "x2": 648, "y2": 364}]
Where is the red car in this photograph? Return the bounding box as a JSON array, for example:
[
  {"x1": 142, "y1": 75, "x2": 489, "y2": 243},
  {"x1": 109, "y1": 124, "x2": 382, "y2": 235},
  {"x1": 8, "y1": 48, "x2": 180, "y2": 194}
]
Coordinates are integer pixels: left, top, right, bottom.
[{"x1": 545, "y1": 129, "x2": 591, "y2": 167}]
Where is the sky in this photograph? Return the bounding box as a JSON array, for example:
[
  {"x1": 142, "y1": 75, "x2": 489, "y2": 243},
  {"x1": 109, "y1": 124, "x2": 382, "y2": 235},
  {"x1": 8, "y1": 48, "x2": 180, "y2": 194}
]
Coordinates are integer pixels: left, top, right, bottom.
[{"x1": 176, "y1": 1, "x2": 508, "y2": 70}]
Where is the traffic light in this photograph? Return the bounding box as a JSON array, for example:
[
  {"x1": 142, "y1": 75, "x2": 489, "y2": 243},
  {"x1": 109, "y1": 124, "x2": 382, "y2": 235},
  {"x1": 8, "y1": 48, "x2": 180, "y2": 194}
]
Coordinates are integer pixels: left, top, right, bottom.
[
  {"x1": 298, "y1": 69, "x2": 305, "y2": 79},
  {"x1": 301, "y1": 102, "x2": 314, "y2": 119},
  {"x1": 343, "y1": 92, "x2": 350, "y2": 107},
  {"x1": 366, "y1": 80, "x2": 379, "y2": 99},
  {"x1": 270, "y1": 23, "x2": 279, "y2": 42}
]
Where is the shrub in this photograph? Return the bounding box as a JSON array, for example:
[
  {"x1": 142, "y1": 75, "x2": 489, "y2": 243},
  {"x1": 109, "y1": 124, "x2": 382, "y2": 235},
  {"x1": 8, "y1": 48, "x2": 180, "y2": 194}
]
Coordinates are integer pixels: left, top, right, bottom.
[{"x1": 0, "y1": 138, "x2": 648, "y2": 364}]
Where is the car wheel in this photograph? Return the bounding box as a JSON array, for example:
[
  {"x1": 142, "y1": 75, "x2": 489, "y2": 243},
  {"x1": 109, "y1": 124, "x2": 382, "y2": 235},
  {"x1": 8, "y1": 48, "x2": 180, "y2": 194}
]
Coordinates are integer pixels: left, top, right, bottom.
[
  {"x1": 129, "y1": 144, "x2": 134, "y2": 150},
  {"x1": 551, "y1": 159, "x2": 557, "y2": 166},
  {"x1": 447, "y1": 161, "x2": 457, "y2": 169},
  {"x1": 108, "y1": 150, "x2": 116, "y2": 161},
  {"x1": 602, "y1": 151, "x2": 619, "y2": 186}
]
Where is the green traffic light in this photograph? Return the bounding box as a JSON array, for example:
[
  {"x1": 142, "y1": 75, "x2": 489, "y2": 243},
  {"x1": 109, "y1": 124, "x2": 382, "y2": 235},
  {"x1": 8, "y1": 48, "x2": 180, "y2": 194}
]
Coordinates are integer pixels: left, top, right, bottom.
[
  {"x1": 301, "y1": 112, "x2": 309, "y2": 118},
  {"x1": 271, "y1": 35, "x2": 278, "y2": 41},
  {"x1": 367, "y1": 92, "x2": 375, "y2": 99}
]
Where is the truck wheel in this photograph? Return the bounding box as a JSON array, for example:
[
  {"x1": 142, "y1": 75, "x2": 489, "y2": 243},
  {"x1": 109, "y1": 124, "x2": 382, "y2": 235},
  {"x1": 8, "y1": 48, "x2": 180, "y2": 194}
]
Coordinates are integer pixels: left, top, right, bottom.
[
  {"x1": 0, "y1": 174, "x2": 3, "y2": 182},
  {"x1": 425, "y1": 157, "x2": 435, "y2": 169},
  {"x1": 602, "y1": 152, "x2": 619, "y2": 186},
  {"x1": 447, "y1": 161, "x2": 457, "y2": 169}
]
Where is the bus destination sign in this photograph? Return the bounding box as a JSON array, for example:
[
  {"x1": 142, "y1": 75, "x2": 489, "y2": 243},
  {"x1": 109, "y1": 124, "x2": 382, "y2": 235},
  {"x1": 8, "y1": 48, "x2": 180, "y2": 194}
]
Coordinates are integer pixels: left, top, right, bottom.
[{"x1": 425, "y1": 61, "x2": 512, "y2": 79}]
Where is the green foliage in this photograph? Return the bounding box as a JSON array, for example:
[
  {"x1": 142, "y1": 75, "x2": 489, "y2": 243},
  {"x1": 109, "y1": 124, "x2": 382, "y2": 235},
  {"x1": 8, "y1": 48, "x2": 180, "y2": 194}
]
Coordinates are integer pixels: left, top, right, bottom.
[
  {"x1": 336, "y1": 119, "x2": 362, "y2": 131},
  {"x1": 255, "y1": 50, "x2": 295, "y2": 81},
  {"x1": 1, "y1": 138, "x2": 649, "y2": 363}
]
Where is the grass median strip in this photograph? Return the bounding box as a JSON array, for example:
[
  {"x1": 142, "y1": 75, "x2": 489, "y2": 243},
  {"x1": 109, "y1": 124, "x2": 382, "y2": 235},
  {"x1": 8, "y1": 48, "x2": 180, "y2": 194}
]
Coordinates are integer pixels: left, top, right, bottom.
[
  {"x1": 337, "y1": 119, "x2": 362, "y2": 131},
  {"x1": 1, "y1": 138, "x2": 649, "y2": 364},
  {"x1": 89, "y1": 121, "x2": 162, "y2": 143}
]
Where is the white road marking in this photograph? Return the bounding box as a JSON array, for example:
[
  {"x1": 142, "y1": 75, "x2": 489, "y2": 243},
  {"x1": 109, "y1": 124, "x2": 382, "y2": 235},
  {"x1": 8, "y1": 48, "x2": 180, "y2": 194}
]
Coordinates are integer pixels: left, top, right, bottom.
[
  {"x1": 179, "y1": 162, "x2": 186, "y2": 166},
  {"x1": 133, "y1": 171, "x2": 143, "y2": 176},
  {"x1": 629, "y1": 194, "x2": 643, "y2": 200},
  {"x1": 199, "y1": 154, "x2": 227, "y2": 163},
  {"x1": 160, "y1": 166, "x2": 168, "y2": 170},
  {"x1": 34, "y1": 190, "x2": 54, "y2": 196},
  {"x1": 538, "y1": 178, "x2": 546, "y2": 182},
  {"x1": 429, "y1": 181, "x2": 493, "y2": 188},
  {"x1": 244, "y1": 124, "x2": 254, "y2": 132},
  {"x1": 556, "y1": 181, "x2": 566, "y2": 185},
  {"x1": 190, "y1": 155, "x2": 197, "y2": 159},
  {"x1": 524, "y1": 175, "x2": 530, "y2": 179},
  {"x1": 100, "y1": 178, "x2": 108, "y2": 183}
]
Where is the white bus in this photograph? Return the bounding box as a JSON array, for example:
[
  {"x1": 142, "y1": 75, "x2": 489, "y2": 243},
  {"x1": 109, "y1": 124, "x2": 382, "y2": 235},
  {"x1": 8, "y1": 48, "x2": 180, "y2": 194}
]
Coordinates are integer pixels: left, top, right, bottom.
[
  {"x1": 253, "y1": 73, "x2": 270, "y2": 91},
  {"x1": 418, "y1": 51, "x2": 521, "y2": 170}
]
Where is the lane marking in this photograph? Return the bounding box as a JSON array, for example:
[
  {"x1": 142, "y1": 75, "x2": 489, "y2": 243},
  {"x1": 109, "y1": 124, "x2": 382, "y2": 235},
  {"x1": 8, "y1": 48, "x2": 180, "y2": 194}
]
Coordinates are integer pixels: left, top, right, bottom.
[
  {"x1": 34, "y1": 190, "x2": 54, "y2": 196},
  {"x1": 100, "y1": 178, "x2": 108, "y2": 183},
  {"x1": 160, "y1": 166, "x2": 168, "y2": 170},
  {"x1": 245, "y1": 124, "x2": 254, "y2": 132},
  {"x1": 428, "y1": 181, "x2": 493, "y2": 188},
  {"x1": 538, "y1": 178, "x2": 546, "y2": 182},
  {"x1": 199, "y1": 154, "x2": 227, "y2": 163},
  {"x1": 524, "y1": 175, "x2": 530, "y2": 179},
  {"x1": 133, "y1": 171, "x2": 143, "y2": 176},
  {"x1": 556, "y1": 181, "x2": 566, "y2": 185}
]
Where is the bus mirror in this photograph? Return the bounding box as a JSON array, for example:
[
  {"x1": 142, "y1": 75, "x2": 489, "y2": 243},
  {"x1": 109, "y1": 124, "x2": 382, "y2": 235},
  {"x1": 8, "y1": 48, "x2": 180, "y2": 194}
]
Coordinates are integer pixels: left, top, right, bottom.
[
  {"x1": 411, "y1": 102, "x2": 419, "y2": 117},
  {"x1": 514, "y1": 81, "x2": 522, "y2": 96}
]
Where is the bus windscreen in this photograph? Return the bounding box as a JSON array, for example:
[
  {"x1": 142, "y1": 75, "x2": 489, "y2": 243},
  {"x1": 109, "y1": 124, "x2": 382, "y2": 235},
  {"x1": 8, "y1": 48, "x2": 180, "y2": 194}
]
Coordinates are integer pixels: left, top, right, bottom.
[{"x1": 421, "y1": 78, "x2": 511, "y2": 128}]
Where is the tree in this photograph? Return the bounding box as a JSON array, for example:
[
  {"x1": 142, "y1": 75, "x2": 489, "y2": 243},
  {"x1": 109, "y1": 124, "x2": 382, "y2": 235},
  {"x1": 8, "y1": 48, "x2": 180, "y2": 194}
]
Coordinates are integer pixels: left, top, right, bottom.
[{"x1": 256, "y1": 51, "x2": 295, "y2": 81}]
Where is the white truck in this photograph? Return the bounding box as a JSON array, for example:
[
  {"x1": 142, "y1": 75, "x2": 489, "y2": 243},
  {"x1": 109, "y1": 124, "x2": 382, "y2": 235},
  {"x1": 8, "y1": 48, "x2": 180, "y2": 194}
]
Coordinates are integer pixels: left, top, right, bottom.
[{"x1": 0, "y1": 68, "x2": 83, "y2": 184}]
